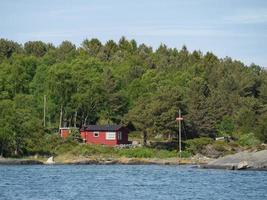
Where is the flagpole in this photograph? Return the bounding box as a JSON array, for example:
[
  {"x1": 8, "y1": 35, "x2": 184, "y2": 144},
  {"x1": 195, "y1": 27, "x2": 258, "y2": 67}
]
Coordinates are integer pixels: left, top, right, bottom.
[
  {"x1": 178, "y1": 109, "x2": 182, "y2": 158},
  {"x1": 176, "y1": 109, "x2": 183, "y2": 159}
]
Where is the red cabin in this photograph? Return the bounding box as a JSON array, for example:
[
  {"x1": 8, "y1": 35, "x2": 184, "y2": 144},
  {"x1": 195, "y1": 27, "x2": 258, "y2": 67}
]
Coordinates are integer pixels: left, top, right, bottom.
[
  {"x1": 59, "y1": 125, "x2": 129, "y2": 146},
  {"x1": 80, "y1": 125, "x2": 129, "y2": 146},
  {"x1": 59, "y1": 127, "x2": 77, "y2": 138}
]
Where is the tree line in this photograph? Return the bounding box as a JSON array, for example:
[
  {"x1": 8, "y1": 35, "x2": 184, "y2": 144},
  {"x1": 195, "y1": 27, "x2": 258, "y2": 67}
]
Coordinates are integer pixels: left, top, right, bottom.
[{"x1": 0, "y1": 37, "x2": 266, "y2": 156}]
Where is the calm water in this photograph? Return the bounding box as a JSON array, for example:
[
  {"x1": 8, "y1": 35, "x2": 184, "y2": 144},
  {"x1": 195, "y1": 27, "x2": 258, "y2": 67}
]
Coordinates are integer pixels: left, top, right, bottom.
[{"x1": 0, "y1": 165, "x2": 266, "y2": 200}]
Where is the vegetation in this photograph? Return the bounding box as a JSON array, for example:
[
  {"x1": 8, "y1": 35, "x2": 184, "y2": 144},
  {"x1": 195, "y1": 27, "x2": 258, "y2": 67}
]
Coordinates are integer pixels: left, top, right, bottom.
[{"x1": 0, "y1": 37, "x2": 267, "y2": 157}]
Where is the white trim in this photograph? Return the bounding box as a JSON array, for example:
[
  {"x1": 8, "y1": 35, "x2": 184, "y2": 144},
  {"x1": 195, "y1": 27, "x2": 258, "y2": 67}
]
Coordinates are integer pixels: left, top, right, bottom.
[
  {"x1": 93, "y1": 132, "x2": 99, "y2": 137},
  {"x1": 106, "y1": 132, "x2": 116, "y2": 140},
  {"x1": 118, "y1": 131, "x2": 122, "y2": 140}
]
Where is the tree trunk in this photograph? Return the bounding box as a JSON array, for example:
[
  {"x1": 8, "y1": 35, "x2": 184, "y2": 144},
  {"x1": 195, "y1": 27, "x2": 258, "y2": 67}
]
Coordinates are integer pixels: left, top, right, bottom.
[
  {"x1": 84, "y1": 115, "x2": 88, "y2": 126},
  {"x1": 143, "y1": 130, "x2": 147, "y2": 146},
  {"x1": 59, "y1": 105, "x2": 63, "y2": 130},
  {"x1": 0, "y1": 143, "x2": 3, "y2": 157},
  {"x1": 74, "y1": 110, "x2": 77, "y2": 127}
]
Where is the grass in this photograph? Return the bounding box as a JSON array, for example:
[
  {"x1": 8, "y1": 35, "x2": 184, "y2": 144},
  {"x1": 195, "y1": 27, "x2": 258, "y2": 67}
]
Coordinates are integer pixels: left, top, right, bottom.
[
  {"x1": 117, "y1": 148, "x2": 177, "y2": 158},
  {"x1": 25, "y1": 134, "x2": 265, "y2": 162},
  {"x1": 46, "y1": 138, "x2": 182, "y2": 159}
]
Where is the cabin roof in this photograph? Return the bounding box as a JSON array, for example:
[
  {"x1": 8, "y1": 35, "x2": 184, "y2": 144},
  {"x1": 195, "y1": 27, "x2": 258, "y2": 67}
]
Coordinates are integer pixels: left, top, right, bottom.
[{"x1": 81, "y1": 124, "x2": 123, "y2": 131}]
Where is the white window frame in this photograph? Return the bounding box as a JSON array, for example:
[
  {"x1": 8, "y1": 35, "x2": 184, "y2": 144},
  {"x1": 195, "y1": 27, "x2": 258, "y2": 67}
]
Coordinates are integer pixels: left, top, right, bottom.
[
  {"x1": 106, "y1": 132, "x2": 116, "y2": 140},
  {"x1": 118, "y1": 131, "x2": 122, "y2": 140},
  {"x1": 93, "y1": 132, "x2": 99, "y2": 137}
]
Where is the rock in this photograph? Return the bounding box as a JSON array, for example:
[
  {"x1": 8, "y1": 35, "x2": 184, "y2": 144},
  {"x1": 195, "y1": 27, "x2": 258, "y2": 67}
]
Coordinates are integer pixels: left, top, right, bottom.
[
  {"x1": 237, "y1": 161, "x2": 249, "y2": 170},
  {"x1": 201, "y1": 150, "x2": 267, "y2": 170},
  {"x1": 201, "y1": 144, "x2": 222, "y2": 158},
  {"x1": 45, "y1": 156, "x2": 55, "y2": 164},
  {"x1": 132, "y1": 141, "x2": 140, "y2": 145}
]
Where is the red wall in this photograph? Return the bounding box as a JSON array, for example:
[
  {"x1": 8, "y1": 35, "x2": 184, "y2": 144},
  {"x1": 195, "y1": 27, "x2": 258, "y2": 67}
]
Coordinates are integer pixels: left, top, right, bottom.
[
  {"x1": 60, "y1": 127, "x2": 129, "y2": 146},
  {"x1": 80, "y1": 128, "x2": 128, "y2": 146},
  {"x1": 83, "y1": 131, "x2": 118, "y2": 146},
  {"x1": 60, "y1": 129, "x2": 69, "y2": 138}
]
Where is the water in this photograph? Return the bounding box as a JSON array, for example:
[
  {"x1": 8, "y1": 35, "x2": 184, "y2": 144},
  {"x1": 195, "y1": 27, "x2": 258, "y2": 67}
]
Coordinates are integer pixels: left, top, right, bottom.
[{"x1": 0, "y1": 165, "x2": 266, "y2": 200}]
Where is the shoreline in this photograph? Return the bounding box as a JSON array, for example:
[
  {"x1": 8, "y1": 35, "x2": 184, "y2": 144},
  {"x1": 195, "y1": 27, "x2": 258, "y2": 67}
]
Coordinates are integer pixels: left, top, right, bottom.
[
  {"x1": 0, "y1": 156, "x2": 209, "y2": 166},
  {"x1": 1, "y1": 150, "x2": 266, "y2": 171}
]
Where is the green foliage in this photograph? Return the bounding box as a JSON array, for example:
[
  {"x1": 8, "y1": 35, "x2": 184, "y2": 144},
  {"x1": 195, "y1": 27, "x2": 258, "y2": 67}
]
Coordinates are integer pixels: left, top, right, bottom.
[
  {"x1": 0, "y1": 38, "x2": 22, "y2": 59},
  {"x1": 0, "y1": 37, "x2": 267, "y2": 157},
  {"x1": 24, "y1": 41, "x2": 48, "y2": 57},
  {"x1": 237, "y1": 133, "x2": 261, "y2": 147},
  {"x1": 185, "y1": 137, "x2": 214, "y2": 154},
  {"x1": 67, "y1": 128, "x2": 82, "y2": 142},
  {"x1": 117, "y1": 147, "x2": 177, "y2": 158},
  {"x1": 217, "y1": 116, "x2": 235, "y2": 136}
]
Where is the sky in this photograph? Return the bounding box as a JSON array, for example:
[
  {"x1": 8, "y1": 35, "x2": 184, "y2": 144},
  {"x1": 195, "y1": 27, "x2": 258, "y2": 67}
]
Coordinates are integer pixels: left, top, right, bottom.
[{"x1": 0, "y1": 0, "x2": 267, "y2": 67}]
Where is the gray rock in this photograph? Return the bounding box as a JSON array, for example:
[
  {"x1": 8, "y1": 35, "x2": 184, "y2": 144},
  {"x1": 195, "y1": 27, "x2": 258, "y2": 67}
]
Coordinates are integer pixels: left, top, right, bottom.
[
  {"x1": 201, "y1": 150, "x2": 267, "y2": 170},
  {"x1": 237, "y1": 161, "x2": 249, "y2": 170}
]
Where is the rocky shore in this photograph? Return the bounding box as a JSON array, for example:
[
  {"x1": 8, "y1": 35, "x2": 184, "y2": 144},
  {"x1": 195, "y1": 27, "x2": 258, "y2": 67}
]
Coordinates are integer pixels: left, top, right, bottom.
[
  {"x1": 0, "y1": 156, "x2": 209, "y2": 166},
  {"x1": 62, "y1": 157, "x2": 209, "y2": 165},
  {"x1": 0, "y1": 158, "x2": 43, "y2": 165},
  {"x1": 201, "y1": 150, "x2": 267, "y2": 170},
  {"x1": 1, "y1": 150, "x2": 266, "y2": 171}
]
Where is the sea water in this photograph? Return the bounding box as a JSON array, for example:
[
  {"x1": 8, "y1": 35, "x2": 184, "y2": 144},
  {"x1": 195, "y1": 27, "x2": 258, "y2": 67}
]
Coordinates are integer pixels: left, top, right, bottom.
[{"x1": 0, "y1": 165, "x2": 266, "y2": 200}]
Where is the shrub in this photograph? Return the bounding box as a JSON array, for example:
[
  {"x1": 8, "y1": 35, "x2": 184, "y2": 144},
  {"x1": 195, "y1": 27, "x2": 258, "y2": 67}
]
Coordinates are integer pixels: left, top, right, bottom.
[
  {"x1": 185, "y1": 137, "x2": 214, "y2": 154},
  {"x1": 118, "y1": 148, "x2": 155, "y2": 158},
  {"x1": 179, "y1": 151, "x2": 192, "y2": 158},
  {"x1": 238, "y1": 133, "x2": 261, "y2": 147},
  {"x1": 67, "y1": 128, "x2": 83, "y2": 142}
]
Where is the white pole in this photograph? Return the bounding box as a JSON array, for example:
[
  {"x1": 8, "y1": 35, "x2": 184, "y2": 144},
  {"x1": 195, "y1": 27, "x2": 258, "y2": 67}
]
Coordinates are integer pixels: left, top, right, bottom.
[{"x1": 179, "y1": 109, "x2": 182, "y2": 158}]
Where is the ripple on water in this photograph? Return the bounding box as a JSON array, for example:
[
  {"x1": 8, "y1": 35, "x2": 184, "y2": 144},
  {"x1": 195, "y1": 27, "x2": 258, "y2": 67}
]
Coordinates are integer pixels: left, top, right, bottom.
[{"x1": 0, "y1": 165, "x2": 266, "y2": 200}]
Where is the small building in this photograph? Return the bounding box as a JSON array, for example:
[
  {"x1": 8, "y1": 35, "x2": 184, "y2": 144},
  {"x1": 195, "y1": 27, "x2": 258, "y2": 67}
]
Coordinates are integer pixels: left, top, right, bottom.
[
  {"x1": 80, "y1": 125, "x2": 129, "y2": 146},
  {"x1": 59, "y1": 127, "x2": 79, "y2": 138}
]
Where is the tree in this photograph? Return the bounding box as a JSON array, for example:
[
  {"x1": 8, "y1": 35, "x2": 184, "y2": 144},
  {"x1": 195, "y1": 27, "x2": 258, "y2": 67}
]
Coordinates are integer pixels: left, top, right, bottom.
[
  {"x1": 82, "y1": 38, "x2": 102, "y2": 57},
  {"x1": 0, "y1": 100, "x2": 14, "y2": 157},
  {"x1": 56, "y1": 41, "x2": 76, "y2": 61},
  {"x1": 24, "y1": 41, "x2": 48, "y2": 57},
  {"x1": 100, "y1": 68, "x2": 128, "y2": 123},
  {"x1": 0, "y1": 38, "x2": 22, "y2": 59}
]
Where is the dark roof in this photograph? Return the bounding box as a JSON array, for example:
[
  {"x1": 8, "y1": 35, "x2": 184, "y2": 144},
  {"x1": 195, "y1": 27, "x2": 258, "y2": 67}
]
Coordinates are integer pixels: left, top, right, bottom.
[{"x1": 81, "y1": 124, "x2": 123, "y2": 131}]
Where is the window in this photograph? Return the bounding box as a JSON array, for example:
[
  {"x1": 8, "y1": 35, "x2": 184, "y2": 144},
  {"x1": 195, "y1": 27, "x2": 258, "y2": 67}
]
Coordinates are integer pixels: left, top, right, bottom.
[
  {"x1": 106, "y1": 132, "x2": 116, "y2": 140},
  {"x1": 118, "y1": 131, "x2": 122, "y2": 140},
  {"x1": 93, "y1": 132, "x2": 99, "y2": 137}
]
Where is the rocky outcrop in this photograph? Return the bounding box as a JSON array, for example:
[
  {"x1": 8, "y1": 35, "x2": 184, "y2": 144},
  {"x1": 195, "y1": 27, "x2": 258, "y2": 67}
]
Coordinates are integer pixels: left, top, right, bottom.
[
  {"x1": 64, "y1": 157, "x2": 192, "y2": 165},
  {"x1": 201, "y1": 150, "x2": 267, "y2": 170}
]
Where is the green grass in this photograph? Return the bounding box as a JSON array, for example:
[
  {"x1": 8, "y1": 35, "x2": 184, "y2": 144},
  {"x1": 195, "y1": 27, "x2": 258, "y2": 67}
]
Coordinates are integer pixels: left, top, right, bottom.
[
  {"x1": 117, "y1": 147, "x2": 177, "y2": 158},
  {"x1": 48, "y1": 138, "x2": 179, "y2": 159}
]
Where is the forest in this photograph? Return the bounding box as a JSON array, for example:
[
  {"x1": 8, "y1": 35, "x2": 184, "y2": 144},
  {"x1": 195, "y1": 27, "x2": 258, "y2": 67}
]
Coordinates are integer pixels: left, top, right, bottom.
[{"x1": 0, "y1": 37, "x2": 267, "y2": 157}]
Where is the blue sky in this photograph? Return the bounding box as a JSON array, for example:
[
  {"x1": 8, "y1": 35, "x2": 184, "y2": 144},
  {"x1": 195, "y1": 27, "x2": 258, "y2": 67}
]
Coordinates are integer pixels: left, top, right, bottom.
[{"x1": 0, "y1": 0, "x2": 267, "y2": 67}]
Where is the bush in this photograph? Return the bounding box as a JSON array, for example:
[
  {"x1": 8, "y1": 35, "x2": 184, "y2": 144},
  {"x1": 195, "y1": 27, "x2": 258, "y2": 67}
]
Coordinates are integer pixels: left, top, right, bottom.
[
  {"x1": 185, "y1": 137, "x2": 214, "y2": 154},
  {"x1": 118, "y1": 148, "x2": 154, "y2": 158},
  {"x1": 179, "y1": 151, "x2": 192, "y2": 158},
  {"x1": 67, "y1": 128, "x2": 83, "y2": 142},
  {"x1": 238, "y1": 133, "x2": 261, "y2": 147}
]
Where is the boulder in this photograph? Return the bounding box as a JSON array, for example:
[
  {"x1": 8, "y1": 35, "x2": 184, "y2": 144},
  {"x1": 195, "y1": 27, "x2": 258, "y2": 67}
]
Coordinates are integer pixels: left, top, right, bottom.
[{"x1": 237, "y1": 161, "x2": 249, "y2": 170}]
